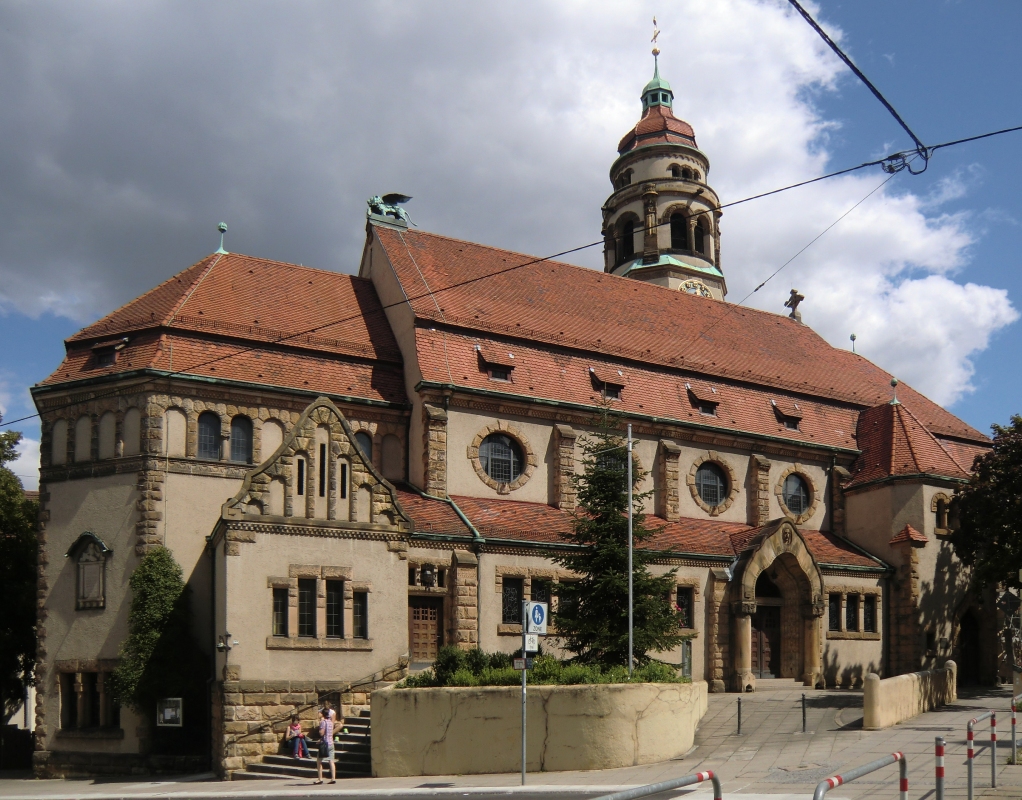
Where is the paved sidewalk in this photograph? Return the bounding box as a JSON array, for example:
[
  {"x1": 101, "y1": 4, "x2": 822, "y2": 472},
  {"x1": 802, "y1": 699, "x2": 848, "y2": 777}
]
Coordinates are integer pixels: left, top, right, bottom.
[{"x1": 1, "y1": 680, "x2": 1020, "y2": 799}]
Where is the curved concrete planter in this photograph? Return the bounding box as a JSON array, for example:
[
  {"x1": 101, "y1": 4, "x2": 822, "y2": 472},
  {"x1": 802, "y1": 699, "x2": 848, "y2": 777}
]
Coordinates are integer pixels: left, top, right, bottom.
[{"x1": 371, "y1": 681, "x2": 708, "y2": 777}]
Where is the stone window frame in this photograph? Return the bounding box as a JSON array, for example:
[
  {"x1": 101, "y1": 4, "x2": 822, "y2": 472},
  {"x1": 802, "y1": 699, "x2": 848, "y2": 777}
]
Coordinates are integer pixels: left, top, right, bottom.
[
  {"x1": 931, "y1": 492, "x2": 953, "y2": 537},
  {"x1": 687, "y1": 452, "x2": 739, "y2": 516},
  {"x1": 66, "y1": 531, "x2": 111, "y2": 611},
  {"x1": 774, "y1": 464, "x2": 821, "y2": 525},
  {"x1": 674, "y1": 576, "x2": 701, "y2": 635},
  {"x1": 468, "y1": 422, "x2": 537, "y2": 495},
  {"x1": 495, "y1": 566, "x2": 566, "y2": 635},
  {"x1": 265, "y1": 564, "x2": 373, "y2": 651},
  {"x1": 407, "y1": 559, "x2": 449, "y2": 596},
  {"x1": 824, "y1": 585, "x2": 882, "y2": 641},
  {"x1": 54, "y1": 659, "x2": 122, "y2": 737}
]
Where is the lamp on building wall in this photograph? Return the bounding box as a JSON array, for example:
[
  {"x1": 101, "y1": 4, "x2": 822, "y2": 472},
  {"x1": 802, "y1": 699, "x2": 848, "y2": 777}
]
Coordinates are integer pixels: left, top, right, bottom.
[
  {"x1": 216, "y1": 632, "x2": 233, "y2": 652},
  {"x1": 420, "y1": 564, "x2": 437, "y2": 587}
]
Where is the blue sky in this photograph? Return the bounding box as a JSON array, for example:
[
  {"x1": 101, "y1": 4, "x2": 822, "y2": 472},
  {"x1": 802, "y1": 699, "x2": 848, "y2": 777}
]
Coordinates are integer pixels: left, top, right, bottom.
[{"x1": 1, "y1": 0, "x2": 1019, "y2": 488}]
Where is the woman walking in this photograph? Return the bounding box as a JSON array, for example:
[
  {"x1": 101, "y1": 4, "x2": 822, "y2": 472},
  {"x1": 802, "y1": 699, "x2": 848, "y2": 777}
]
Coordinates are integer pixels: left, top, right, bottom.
[{"x1": 314, "y1": 707, "x2": 336, "y2": 784}]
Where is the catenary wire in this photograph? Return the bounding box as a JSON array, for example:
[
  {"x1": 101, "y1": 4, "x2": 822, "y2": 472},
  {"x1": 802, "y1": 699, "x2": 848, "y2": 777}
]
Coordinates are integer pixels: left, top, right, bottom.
[
  {"x1": 694, "y1": 171, "x2": 898, "y2": 341},
  {"x1": 787, "y1": 0, "x2": 928, "y2": 166},
  {"x1": 3, "y1": 125, "x2": 1022, "y2": 430}
]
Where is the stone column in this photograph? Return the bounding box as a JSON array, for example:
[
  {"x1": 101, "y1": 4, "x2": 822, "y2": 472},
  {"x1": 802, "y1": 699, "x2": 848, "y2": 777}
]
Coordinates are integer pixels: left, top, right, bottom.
[
  {"x1": 803, "y1": 610, "x2": 823, "y2": 687},
  {"x1": 553, "y1": 425, "x2": 577, "y2": 511},
  {"x1": 74, "y1": 673, "x2": 85, "y2": 728},
  {"x1": 749, "y1": 455, "x2": 771, "y2": 526},
  {"x1": 658, "y1": 440, "x2": 682, "y2": 521},
  {"x1": 707, "y1": 568, "x2": 730, "y2": 692},
  {"x1": 450, "y1": 551, "x2": 478, "y2": 649},
  {"x1": 732, "y1": 607, "x2": 755, "y2": 692},
  {"x1": 422, "y1": 403, "x2": 448, "y2": 498},
  {"x1": 642, "y1": 183, "x2": 659, "y2": 261}
]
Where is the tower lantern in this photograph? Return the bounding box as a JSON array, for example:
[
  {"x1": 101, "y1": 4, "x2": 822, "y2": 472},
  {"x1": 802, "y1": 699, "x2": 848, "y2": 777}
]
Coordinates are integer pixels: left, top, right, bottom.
[{"x1": 602, "y1": 41, "x2": 726, "y2": 300}]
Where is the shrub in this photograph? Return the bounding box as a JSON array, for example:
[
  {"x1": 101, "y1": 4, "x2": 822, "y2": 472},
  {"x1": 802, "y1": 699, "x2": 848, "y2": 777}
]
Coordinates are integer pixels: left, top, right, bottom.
[{"x1": 396, "y1": 648, "x2": 688, "y2": 688}]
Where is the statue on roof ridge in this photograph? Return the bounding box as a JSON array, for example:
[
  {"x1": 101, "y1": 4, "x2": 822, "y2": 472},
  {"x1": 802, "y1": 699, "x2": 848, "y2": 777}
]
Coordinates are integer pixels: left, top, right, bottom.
[{"x1": 367, "y1": 193, "x2": 415, "y2": 226}]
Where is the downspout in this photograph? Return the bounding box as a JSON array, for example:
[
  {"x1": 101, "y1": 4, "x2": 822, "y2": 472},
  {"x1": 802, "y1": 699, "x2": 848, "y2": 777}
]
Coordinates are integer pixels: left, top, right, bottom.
[{"x1": 206, "y1": 534, "x2": 216, "y2": 772}]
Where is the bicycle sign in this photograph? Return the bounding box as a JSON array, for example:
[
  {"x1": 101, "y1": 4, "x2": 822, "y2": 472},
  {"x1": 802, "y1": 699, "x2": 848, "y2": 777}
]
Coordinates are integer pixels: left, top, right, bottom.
[{"x1": 525, "y1": 602, "x2": 548, "y2": 635}]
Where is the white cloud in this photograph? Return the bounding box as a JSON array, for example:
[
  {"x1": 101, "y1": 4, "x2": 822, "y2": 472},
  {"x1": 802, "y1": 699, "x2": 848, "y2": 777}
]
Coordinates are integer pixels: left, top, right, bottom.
[
  {"x1": 0, "y1": 0, "x2": 1014, "y2": 408},
  {"x1": 9, "y1": 436, "x2": 40, "y2": 491}
]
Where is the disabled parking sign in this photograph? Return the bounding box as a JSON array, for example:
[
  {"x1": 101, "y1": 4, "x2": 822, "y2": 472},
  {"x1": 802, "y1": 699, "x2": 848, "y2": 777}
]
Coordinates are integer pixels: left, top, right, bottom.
[{"x1": 525, "y1": 601, "x2": 547, "y2": 635}]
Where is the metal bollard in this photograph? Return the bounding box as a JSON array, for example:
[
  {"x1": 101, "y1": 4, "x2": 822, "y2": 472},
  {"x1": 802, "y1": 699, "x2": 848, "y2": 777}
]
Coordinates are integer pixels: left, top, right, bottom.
[
  {"x1": 737, "y1": 696, "x2": 742, "y2": 735},
  {"x1": 967, "y1": 711, "x2": 996, "y2": 800},
  {"x1": 802, "y1": 693, "x2": 806, "y2": 733},
  {"x1": 814, "y1": 751, "x2": 907, "y2": 800},
  {"x1": 1005, "y1": 698, "x2": 1013, "y2": 768},
  {"x1": 935, "y1": 736, "x2": 945, "y2": 800},
  {"x1": 991, "y1": 712, "x2": 997, "y2": 788}
]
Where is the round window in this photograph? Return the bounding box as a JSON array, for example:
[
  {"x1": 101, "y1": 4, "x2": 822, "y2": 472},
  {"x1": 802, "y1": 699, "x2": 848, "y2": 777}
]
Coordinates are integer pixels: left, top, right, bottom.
[
  {"x1": 479, "y1": 434, "x2": 523, "y2": 484},
  {"x1": 695, "y1": 462, "x2": 728, "y2": 508},
  {"x1": 783, "y1": 474, "x2": 810, "y2": 516}
]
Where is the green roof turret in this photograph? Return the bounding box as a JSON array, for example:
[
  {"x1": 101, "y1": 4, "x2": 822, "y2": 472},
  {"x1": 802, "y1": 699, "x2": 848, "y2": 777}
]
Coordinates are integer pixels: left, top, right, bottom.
[{"x1": 641, "y1": 55, "x2": 673, "y2": 112}]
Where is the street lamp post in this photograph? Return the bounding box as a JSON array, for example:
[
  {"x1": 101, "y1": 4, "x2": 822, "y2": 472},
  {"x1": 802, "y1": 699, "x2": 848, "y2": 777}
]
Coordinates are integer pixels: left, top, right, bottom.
[{"x1": 627, "y1": 424, "x2": 633, "y2": 677}]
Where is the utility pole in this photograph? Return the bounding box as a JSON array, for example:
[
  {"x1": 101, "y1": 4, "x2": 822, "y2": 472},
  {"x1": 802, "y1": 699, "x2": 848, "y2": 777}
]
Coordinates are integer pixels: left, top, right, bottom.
[
  {"x1": 627, "y1": 423, "x2": 633, "y2": 677},
  {"x1": 521, "y1": 597, "x2": 527, "y2": 785}
]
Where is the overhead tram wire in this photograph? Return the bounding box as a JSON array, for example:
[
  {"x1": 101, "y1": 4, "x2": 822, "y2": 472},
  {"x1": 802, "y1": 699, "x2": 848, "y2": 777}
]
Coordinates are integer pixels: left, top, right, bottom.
[
  {"x1": 4, "y1": 125, "x2": 1022, "y2": 430},
  {"x1": 694, "y1": 170, "x2": 899, "y2": 341},
  {"x1": 787, "y1": 0, "x2": 930, "y2": 174}
]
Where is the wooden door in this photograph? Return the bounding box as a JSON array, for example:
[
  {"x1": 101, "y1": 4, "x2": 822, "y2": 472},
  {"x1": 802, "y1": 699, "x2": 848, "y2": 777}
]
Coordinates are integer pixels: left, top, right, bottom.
[
  {"x1": 408, "y1": 598, "x2": 443, "y2": 662},
  {"x1": 751, "y1": 606, "x2": 781, "y2": 678}
]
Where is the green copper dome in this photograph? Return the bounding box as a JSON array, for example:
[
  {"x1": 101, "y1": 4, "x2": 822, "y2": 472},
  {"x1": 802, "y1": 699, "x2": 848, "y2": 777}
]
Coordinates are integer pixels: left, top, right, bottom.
[{"x1": 641, "y1": 57, "x2": 673, "y2": 111}]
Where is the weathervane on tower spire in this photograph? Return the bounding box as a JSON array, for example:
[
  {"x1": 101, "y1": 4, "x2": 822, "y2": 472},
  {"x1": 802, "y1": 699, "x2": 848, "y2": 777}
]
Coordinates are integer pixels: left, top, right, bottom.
[{"x1": 651, "y1": 16, "x2": 661, "y2": 58}]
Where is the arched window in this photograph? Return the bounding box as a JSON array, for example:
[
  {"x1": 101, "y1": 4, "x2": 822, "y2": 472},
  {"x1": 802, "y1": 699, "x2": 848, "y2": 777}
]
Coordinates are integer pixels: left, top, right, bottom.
[
  {"x1": 479, "y1": 434, "x2": 523, "y2": 484},
  {"x1": 692, "y1": 170, "x2": 701, "y2": 181},
  {"x1": 74, "y1": 416, "x2": 92, "y2": 462},
  {"x1": 670, "y1": 213, "x2": 688, "y2": 250},
  {"x1": 669, "y1": 165, "x2": 682, "y2": 178},
  {"x1": 51, "y1": 419, "x2": 68, "y2": 465},
  {"x1": 682, "y1": 167, "x2": 693, "y2": 180},
  {"x1": 695, "y1": 462, "x2": 728, "y2": 508},
  {"x1": 229, "y1": 416, "x2": 253, "y2": 464},
  {"x1": 354, "y1": 431, "x2": 373, "y2": 461},
  {"x1": 618, "y1": 220, "x2": 635, "y2": 262},
  {"x1": 783, "y1": 474, "x2": 811, "y2": 515},
  {"x1": 693, "y1": 218, "x2": 707, "y2": 255},
  {"x1": 197, "y1": 412, "x2": 221, "y2": 460},
  {"x1": 936, "y1": 499, "x2": 949, "y2": 529}
]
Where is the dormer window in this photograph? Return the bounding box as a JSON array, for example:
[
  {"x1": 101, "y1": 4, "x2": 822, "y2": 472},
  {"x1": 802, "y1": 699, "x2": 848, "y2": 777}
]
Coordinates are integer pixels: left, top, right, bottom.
[
  {"x1": 590, "y1": 367, "x2": 624, "y2": 401},
  {"x1": 686, "y1": 383, "x2": 719, "y2": 417},
  {"x1": 90, "y1": 337, "x2": 128, "y2": 368},
  {"x1": 771, "y1": 399, "x2": 803, "y2": 431},
  {"x1": 476, "y1": 345, "x2": 515, "y2": 382}
]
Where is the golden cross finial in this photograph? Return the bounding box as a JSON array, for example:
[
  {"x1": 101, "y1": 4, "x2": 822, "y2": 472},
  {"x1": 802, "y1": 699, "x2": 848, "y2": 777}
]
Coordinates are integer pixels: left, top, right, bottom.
[{"x1": 651, "y1": 16, "x2": 660, "y2": 56}]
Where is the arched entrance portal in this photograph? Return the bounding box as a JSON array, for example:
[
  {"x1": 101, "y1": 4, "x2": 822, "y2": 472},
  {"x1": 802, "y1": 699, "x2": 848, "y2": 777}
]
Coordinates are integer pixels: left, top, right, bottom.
[{"x1": 730, "y1": 519, "x2": 826, "y2": 692}]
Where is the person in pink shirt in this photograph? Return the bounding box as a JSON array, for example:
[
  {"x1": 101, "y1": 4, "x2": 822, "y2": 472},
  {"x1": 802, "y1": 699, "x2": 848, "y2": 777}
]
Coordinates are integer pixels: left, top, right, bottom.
[{"x1": 314, "y1": 707, "x2": 336, "y2": 784}]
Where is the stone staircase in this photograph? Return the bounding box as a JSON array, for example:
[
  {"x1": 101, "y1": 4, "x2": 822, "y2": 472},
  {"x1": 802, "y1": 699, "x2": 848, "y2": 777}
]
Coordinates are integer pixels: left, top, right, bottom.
[{"x1": 235, "y1": 714, "x2": 372, "y2": 780}]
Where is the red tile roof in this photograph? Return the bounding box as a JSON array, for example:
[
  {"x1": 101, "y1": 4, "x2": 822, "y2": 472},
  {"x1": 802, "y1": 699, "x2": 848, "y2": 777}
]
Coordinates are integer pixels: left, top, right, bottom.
[
  {"x1": 40, "y1": 253, "x2": 407, "y2": 406},
  {"x1": 846, "y1": 402, "x2": 971, "y2": 488},
  {"x1": 374, "y1": 227, "x2": 987, "y2": 445},
  {"x1": 448, "y1": 495, "x2": 881, "y2": 568},
  {"x1": 618, "y1": 104, "x2": 698, "y2": 154},
  {"x1": 394, "y1": 487, "x2": 473, "y2": 537},
  {"x1": 889, "y1": 524, "x2": 928, "y2": 546}
]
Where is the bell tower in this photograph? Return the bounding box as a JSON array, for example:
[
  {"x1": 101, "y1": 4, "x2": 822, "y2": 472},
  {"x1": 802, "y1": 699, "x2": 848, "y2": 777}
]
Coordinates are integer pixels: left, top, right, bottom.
[{"x1": 602, "y1": 47, "x2": 726, "y2": 300}]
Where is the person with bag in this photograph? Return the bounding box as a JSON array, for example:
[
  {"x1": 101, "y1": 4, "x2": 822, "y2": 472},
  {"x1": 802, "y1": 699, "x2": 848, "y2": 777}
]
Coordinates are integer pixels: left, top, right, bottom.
[
  {"x1": 285, "y1": 714, "x2": 309, "y2": 759},
  {"x1": 314, "y1": 707, "x2": 336, "y2": 784}
]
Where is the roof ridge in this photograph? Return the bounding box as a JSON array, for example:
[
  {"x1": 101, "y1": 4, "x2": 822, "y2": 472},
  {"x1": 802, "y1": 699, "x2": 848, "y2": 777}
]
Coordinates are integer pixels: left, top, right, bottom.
[
  {"x1": 897, "y1": 402, "x2": 969, "y2": 477},
  {"x1": 166, "y1": 252, "x2": 224, "y2": 326}
]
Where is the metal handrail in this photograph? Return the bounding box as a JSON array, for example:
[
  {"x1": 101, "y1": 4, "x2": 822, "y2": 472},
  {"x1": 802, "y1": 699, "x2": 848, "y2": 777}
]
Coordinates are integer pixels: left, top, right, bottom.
[
  {"x1": 590, "y1": 770, "x2": 723, "y2": 800},
  {"x1": 813, "y1": 752, "x2": 907, "y2": 800},
  {"x1": 967, "y1": 711, "x2": 996, "y2": 800}
]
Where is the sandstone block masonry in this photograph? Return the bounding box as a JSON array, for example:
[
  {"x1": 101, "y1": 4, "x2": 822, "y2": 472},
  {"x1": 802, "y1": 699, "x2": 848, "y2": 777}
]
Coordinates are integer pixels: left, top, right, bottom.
[{"x1": 217, "y1": 661, "x2": 407, "y2": 778}]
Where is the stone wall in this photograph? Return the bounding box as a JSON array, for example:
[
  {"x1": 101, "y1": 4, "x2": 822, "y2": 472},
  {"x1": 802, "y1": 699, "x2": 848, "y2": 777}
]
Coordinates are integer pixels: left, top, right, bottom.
[
  {"x1": 217, "y1": 660, "x2": 407, "y2": 778},
  {"x1": 371, "y1": 680, "x2": 708, "y2": 777},
  {"x1": 863, "y1": 661, "x2": 956, "y2": 730}
]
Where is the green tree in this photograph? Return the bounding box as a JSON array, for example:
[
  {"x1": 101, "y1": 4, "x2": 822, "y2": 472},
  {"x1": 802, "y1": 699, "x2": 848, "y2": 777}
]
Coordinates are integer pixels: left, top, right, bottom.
[
  {"x1": 552, "y1": 414, "x2": 683, "y2": 667},
  {"x1": 110, "y1": 547, "x2": 205, "y2": 725},
  {"x1": 0, "y1": 422, "x2": 38, "y2": 725},
  {"x1": 951, "y1": 414, "x2": 1022, "y2": 590}
]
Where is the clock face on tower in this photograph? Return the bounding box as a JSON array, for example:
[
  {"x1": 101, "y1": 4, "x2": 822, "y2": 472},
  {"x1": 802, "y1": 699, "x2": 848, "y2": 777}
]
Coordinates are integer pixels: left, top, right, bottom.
[{"x1": 681, "y1": 279, "x2": 711, "y2": 297}]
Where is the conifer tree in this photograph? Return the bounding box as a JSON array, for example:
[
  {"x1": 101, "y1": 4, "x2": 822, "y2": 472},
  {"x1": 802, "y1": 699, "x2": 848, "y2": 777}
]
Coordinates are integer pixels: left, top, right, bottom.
[{"x1": 552, "y1": 414, "x2": 683, "y2": 667}]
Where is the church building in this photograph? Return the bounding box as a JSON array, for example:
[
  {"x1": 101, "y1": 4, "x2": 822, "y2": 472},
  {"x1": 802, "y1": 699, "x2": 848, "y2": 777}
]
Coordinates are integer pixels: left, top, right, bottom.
[{"x1": 30, "y1": 57, "x2": 999, "y2": 778}]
